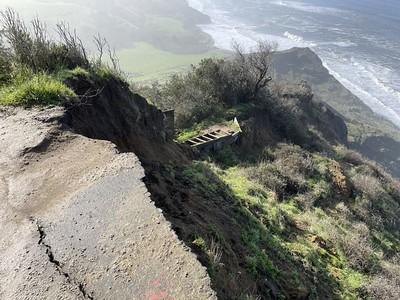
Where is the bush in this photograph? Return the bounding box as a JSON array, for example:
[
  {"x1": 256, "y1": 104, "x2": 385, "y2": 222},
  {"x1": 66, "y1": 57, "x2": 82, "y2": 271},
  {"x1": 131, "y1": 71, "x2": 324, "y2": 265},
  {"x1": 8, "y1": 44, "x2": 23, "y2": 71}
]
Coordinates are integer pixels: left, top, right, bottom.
[
  {"x1": 362, "y1": 258, "x2": 400, "y2": 300},
  {"x1": 139, "y1": 40, "x2": 275, "y2": 129},
  {"x1": 0, "y1": 9, "x2": 123, "y2": 108},
  {"x1": 248, "y1": 145, "x2": 316, "y2": 200},
  {"x1": 0, "y1": 44, "x2": 11, "y2": 84},
  {"x1": 297, "y1": 180, "x2": 334, "y2": 209},
  {"x1": 0, "y1": 73, "x2": 76, "y2": 106},
  {"x1": 352, "y1": 173, "x2": 385, "y2": 199},
  {"x1": 335, "y1": 146, "x2": 365, "y2": 166},
  {"x1": 273, "y1": 144, "x2": 315, "y2": 178},
  {"x1": 341, "y1": 223, "x2": 378, "y2": 272},
  {"x1": 0, "y1": 9, "x2": 89, "y2": 73},
  {"x1": 248, "y1": 160, "x2": 307, "y2": 200}
]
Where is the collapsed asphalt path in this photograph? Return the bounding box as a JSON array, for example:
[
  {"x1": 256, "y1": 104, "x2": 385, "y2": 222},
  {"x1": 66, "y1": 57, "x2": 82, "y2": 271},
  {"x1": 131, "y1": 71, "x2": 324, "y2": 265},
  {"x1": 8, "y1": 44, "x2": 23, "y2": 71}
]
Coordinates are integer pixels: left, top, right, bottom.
[{"x1": 0, "y1": 107, "x2": 216, "y2": 300}]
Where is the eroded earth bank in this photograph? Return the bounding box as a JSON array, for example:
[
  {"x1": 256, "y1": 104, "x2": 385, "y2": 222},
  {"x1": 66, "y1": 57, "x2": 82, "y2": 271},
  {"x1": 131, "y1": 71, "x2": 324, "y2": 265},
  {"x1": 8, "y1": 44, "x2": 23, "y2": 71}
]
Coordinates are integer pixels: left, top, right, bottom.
[{"x1": 0, "y1": 79, "x2": 216, "y2": 299}]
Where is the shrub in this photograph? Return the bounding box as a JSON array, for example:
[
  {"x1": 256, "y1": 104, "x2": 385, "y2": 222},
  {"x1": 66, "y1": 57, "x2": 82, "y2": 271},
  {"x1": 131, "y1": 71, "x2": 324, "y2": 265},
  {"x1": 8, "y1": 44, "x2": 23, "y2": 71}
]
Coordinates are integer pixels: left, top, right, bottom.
[
  {"x1": 211, "y1": 146, "x2": 239, "y2": 168},
  {"x1": 249, "y1": 145, "x2": 315, "y2": 200},
  {"x1": 328, "y1": 161, "x2": 350, "y2": 195},
  {"x1": 363, "y1": 275, "x2": 400, "y2": 300},
  {"x1": 335, "y1": 146, "x2": 365, "y2": 166},
  {"x1": 0, "y1": 73, "x2": 76, "y2": 106},
  {"x1": 248, "y1": 162, "x2": 287, "y2": 199},
  {"x1": 0, "y1": 9, "x2": 89, "y2": 73},
  {"x1": 297, "y1": 180, "x2": 334, "y2": 209},
  {"x1": 273, "y1": 144, "x2": 315, "y2": 179},
  {"x1": 351, "y1": 173, "x2": 384, "y2": 200},
  {"x1": 362, "y1": 258, "x2": 400, "y2": 300},
  {"x1": 341, "y1": 223, "x2": 378, "y2": 272},
  {"x1": 0, "y1": 44, "x2": 11, "y2": 84},
  {"x1": 0, "y1": 9, "x2": 123, "y2": 108},
  {"x1": 139, "y1": 40, "x2": 275, "y2": 129}
]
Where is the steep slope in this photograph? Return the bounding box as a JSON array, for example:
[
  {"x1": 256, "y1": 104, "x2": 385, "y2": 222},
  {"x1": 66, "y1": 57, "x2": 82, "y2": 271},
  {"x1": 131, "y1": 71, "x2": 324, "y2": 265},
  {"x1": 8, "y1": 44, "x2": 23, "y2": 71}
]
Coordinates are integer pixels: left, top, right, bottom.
[
  {"x1": 352, "y1": 136, "x2": 400, "y2": 178},
  {"x1": 272, "y1": 47, "x2": 400, "y2": 177},
  {"x1": 1, "y1": 68, "x2": 398, "y2": 300},
  {"x1": 0, "y1": 106, "x2": 216, "y2": 299}
]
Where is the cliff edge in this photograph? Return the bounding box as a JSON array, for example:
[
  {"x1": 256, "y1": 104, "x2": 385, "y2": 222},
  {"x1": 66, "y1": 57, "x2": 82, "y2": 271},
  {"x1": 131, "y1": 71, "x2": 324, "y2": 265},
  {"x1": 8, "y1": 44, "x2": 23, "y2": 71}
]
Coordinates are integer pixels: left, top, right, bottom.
[{"x1": 0, "y1": 105, "x2": 216, "y2": 299}]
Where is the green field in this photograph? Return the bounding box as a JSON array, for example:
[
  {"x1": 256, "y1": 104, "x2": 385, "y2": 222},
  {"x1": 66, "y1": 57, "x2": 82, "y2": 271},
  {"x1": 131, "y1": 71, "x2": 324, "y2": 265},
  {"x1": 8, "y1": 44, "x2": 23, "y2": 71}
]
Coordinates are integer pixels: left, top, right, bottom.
[{"x1": 117, "y1": 42, "x2": 226, "y2": 82}]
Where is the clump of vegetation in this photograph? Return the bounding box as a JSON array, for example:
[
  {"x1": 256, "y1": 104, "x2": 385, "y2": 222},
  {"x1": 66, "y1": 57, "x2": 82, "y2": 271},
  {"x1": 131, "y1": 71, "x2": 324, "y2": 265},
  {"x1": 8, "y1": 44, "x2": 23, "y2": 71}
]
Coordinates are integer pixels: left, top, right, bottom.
[
  {"x1": 247, "y1": 144, "x2": 315, "y2": 200},
  {"x1": 0, "y1": 73, "x2": 76, "y2": 106},
  {"x1": 0, "y1": 8, "x2": 122, "y2": 107},
  {"x1": 138, "y1": 41, "x2": 276, "y2": 128},
  {"x1": 193, "y1": 140, "x2": 399, "y2": 299}
]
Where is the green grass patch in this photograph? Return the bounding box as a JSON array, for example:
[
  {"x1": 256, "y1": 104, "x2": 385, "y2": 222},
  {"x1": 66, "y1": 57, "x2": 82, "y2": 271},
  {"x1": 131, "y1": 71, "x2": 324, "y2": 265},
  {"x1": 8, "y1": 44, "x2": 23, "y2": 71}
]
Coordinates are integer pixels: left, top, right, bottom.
[
  {"x1": 117, "y1": 42, "x2": 225, "y2": 82},
  {"x1": 56, "y1": 66, "x2": 90, "y2": 81},
  {"x1": 0, "y1": 73, "x2": 76, "y2": 107}
]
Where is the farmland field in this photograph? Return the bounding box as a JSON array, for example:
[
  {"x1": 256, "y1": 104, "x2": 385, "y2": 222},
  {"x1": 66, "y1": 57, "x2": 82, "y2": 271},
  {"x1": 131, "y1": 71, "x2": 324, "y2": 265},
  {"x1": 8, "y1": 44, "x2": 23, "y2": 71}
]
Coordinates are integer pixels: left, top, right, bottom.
[{"x1": 118, "y1": 42, "x2": 226, "y2": 82}]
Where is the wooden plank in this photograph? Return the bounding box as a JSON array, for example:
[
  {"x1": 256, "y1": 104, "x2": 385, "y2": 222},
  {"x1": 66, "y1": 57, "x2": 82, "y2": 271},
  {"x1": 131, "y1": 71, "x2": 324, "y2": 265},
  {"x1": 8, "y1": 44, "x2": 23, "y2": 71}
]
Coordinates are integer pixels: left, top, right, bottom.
[
  {"x1": 199, "y1": 135, "x2": 213, "y2": 141},
  {"x1": 193, "y1": 137, "x2": 207, "y2": 143}
]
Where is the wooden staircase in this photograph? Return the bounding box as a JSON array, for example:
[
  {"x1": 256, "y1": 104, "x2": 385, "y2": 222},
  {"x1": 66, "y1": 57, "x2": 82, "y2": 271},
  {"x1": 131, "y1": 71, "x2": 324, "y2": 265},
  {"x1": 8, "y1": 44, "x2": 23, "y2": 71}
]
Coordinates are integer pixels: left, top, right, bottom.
[{"x1": 184, "y1": 127, "x2": 241, "y2": 152}]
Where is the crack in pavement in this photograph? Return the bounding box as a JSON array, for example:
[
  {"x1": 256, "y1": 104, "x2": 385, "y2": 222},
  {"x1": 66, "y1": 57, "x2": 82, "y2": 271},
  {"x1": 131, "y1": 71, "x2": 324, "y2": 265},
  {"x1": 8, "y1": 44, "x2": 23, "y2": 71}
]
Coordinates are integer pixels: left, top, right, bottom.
[{"x1": 30, "y1": 217, "x2": 94, "y2": 300}]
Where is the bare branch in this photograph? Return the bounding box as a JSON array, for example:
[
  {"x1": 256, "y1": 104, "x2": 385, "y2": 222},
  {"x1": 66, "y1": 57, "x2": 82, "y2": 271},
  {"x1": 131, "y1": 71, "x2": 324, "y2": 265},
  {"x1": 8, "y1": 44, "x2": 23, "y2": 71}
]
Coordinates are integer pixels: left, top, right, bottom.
[{"x1": 93, "y1": 33, "x2": 107, "y2": 65}]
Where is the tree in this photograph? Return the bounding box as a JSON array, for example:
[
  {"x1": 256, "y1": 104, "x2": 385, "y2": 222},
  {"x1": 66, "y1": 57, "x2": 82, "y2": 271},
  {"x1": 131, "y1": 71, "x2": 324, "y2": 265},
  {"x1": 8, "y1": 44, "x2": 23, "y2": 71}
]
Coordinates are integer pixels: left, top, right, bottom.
[{"x1": 231, "y1": 40, "x2": 276, "y2": 102}]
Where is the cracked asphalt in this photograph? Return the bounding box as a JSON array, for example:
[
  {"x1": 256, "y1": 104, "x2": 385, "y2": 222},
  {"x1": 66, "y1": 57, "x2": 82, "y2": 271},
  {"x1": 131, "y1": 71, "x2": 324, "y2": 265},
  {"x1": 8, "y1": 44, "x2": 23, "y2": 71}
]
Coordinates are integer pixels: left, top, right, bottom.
[{"x1": 0, "y1": 108, "x2": 216, "y2": 300}]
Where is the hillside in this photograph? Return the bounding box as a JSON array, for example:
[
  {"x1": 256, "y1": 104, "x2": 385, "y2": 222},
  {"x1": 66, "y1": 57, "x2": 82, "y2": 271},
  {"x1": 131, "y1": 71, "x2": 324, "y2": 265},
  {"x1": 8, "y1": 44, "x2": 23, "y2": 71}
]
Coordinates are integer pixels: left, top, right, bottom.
[
  {"x1": 0, "y1": 12, "x2": 399, "y2": 300},
  {"x1": 2, "y1": 71, "x2": 400, "y2": 299},
  {"x1": 272, "y1": 47, "x2": 400, "y2": 178}
]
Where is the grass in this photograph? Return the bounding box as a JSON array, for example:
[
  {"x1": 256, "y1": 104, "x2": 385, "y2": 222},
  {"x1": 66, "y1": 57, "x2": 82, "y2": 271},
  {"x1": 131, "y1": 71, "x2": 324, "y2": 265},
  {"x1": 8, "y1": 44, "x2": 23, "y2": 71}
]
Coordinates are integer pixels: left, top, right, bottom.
[
  {"x1": 168, "y1": 146, "x2": 398, "y2": 298},
  {"x1": 117, "y1": 42, "x2": 225, "y2": 82},
  {"x1": 0, "y1": 64, "x2": 128, "y2": 108},
  {"x1": 0, "y1": 73, "x2": 76, "y2": 107},
  {"x1": 206, "y1": 153, "x2": 380, "y2": 298},
  {"x1": 56, "y1": 67, "x2": 90, "y2": 81}
]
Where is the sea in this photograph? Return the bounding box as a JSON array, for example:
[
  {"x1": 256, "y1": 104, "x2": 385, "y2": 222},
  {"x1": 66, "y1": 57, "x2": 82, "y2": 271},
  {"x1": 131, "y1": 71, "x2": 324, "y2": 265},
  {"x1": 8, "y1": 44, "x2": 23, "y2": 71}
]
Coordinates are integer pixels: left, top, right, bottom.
[{"x1": 186, "y1": 0, "x2": 400, "y2": 128}]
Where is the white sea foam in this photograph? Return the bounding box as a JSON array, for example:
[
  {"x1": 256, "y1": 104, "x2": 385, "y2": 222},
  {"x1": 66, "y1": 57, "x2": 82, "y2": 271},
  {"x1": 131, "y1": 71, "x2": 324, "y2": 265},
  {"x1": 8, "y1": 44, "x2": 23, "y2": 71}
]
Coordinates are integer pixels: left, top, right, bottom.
[
  {"x1": 320, "y1": 41, "x2": 357, "y2": 47},
  {"x1": 321, "y1": 53, "x2": 400, "y2": 127},
  {"x1": 283, "y1": 31, "x2": 304, "y2": 43},
  {"x1": 271, "y1": 0, "x2": 346, "y2": 16},
  {"x1": 187, "y1": 1, "x2": 311, "y2": 51}
]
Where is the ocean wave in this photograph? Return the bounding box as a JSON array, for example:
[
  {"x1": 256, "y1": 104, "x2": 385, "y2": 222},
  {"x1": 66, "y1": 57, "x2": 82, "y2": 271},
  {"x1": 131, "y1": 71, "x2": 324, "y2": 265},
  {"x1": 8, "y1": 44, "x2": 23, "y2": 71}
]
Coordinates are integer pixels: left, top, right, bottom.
[
  {"x1": 186, "y1": 0, "x2": 400, "y2": 128},
  {"x1": 283, "y1": 31, "x2": 304, "y2": 43},
  {"x1": 321, "y1": 53, "x2": 400, "y2": 127},
  {"x1": 187, "y1": 1, "x2": 312, "y2": 51},
  {"x1": 271, "y1": 0, "x2": 347, "y2": 16},
  {"x1": 320, "y1": 41, "x2": 357, "y2": 47}
]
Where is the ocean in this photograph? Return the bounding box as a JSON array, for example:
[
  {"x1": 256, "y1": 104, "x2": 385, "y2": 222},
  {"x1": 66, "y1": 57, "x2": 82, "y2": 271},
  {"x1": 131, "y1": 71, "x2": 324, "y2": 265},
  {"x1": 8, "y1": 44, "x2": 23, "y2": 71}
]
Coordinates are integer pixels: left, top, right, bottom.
[{"x1": 186, "y1": 0, "x2": 400, "y2": 128}]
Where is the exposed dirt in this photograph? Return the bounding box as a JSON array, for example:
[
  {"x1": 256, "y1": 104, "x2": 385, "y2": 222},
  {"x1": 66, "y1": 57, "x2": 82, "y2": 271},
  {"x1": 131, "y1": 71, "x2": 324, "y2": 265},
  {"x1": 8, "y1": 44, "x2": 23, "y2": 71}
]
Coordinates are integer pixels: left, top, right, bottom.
[
  {"x1": 57, "y1": 77, "x2": 351, "y2": 299},
  {"x1": 0, "y1": 107, "x2": 216, "y2": 300}
]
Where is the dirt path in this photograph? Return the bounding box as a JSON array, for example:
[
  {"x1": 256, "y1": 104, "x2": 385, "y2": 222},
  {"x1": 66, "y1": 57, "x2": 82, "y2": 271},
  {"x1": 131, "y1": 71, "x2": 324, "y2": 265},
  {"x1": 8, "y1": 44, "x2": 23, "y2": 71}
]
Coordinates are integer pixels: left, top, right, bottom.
[{"x1": 0, "y1": 108, "x2": 216, "y2": 300}]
